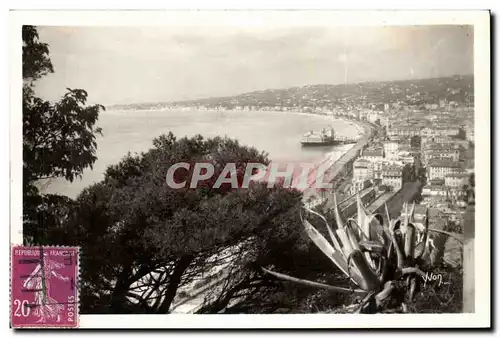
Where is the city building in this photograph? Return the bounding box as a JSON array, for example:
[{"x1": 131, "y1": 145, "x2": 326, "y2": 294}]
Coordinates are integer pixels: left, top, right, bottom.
[
  {"x1": 432, "y1": 138, "x2": 470, "y2": 149},
  {"x1": 424, "y1": 149, "x2": 460, "y2": 164},
  {"x1": 422, "y1": 184, "x2": 448, "y2": 198},
  {"x1": 427, "y1": 159, "x2": 462, "y2": 180},
  {"x1": 379, "y1": 116, "x2": 390, "y2": 127},
  {"x1": 445, "y1": 172, "x2": 470, "y2": 188},
  {"x1": 351, "y1": 179, "x2": 371, "y2": 195},
  {"x1": 367, "y1": 111, "x2": 380, "y2": 124},
  {"x1": 381, "y1": 164, "x2": 403, "y2": 191},
  {"x1": 387, "y1": 126, "x2": 421, "y2": 139},
  {"x1": 436, "y1": 126, "x2": 460, "y2": 137},
  {"x1": 352, "y1": 158, "x2": 373, "y2": 181},
  {"x1": 361, "y1": 147, "x2": 384, "y2": 162},
  {"x1": 371, "y1": 161, "x2": 384, "y2": 180},
  {"x1": 421, "y1": 126, "x2": 460, "y2": 138},
  {"x1": 397, "y1": 150, "x2": 418, "y2": 167},
  {"x1": 383, "y1": 141, "x2": 399, "y2": 160},
  {"x1": 465, "y1": 125, "x2": 474, "y2": 143}
]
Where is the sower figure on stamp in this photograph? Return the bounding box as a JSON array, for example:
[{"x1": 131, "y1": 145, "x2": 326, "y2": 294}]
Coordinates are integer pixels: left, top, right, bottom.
[{"x1": 23, "y1": 252, "x2": 69, "y2": 323}]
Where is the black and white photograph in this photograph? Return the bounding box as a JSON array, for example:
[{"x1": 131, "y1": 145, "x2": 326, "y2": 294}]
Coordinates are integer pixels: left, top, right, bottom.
[{"x1": 9, "y1": 10, "x2": 490, "y2": 329}]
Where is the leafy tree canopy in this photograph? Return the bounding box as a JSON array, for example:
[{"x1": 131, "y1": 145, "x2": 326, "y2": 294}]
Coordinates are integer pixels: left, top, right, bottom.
[
  {"x1": 22, "y1": 26, "x2": 105, "y2": 241},
  {"x1": 36, "y1": 134, "x2": 317, "y2": 314},
  {"x1": 22, "y1": 25, "x2": 54, "y2": 82}
]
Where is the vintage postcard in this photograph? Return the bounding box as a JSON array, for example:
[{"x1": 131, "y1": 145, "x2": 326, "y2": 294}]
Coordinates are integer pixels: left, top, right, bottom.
[{"x1": 9, "y1": 10, "x2": 490, "y2": 329}]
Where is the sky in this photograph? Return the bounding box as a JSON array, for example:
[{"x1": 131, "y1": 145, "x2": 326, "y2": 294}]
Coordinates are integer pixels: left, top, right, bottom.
[{"x1": 34, "y1": 25, "x2": 473, "y2": 106}]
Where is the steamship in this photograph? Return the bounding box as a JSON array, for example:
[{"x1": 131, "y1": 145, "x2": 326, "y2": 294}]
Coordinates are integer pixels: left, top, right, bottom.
[{"x1": 301, "y1": 127, "x2": 339, "y2": 146}]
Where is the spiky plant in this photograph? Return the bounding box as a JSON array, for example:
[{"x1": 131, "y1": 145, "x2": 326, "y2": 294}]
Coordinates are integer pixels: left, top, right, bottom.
[{"x1": 263, "y1": 193, "x2": 463, "y2": 313}]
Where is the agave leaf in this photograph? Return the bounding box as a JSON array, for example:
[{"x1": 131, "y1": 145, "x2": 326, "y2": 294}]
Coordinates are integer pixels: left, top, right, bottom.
[
  {"x1": 415, "y1": 207, "x2": 429, "y2": 259},
  {"x1": 359, "y1": 240, "x2": 384, "y2": 272},
  {"x1": 379, "y1": 242, "x2": 394, "y2": 283},
  {"x1": 421, "y1": 236, "x2": 434, "y2": 263},
  {"x1": 355, "y1": 291, "x2": 377, "y2": 314},
  {"x1": 332, "y1": 192, "x2": 345, "y2": 230},
  {"x1": 261, "y1": 268, "x2": 366, "y2": 294},
  {"x1": 368, "y1": 214, "x2": 390, "y2": 245},
  {"x1": 408, "y1": 202, "x2": 415, "y2": 222},
  {"x1": 356, "y1": 195, "x2": 388, "y2": 245},
  {"x1": 304, "y1": 205, "x2": 343, "y2": 254},
  {"x1": 349, "y1": 217, "x2": 380, "y2": 270},
  {"x1": 427, "y1": 228, "x2": 464, "y2": 244},
  {"x1": 336, "y1": 228, "x2": 365, "y2": 281},
  {"x1": 357, "y1": 194, "x2": 385, "y2": 241},
  {"x1": 400, "y1": 203, "x2": 409, "y2": 235},
  {"x1": 357, "y1": 194, "x2": 370, "y2": 238},
  {"x1": 348, "y1": 250, "x2": 381, "y2": 291},
  {"x1": 375, "y1": 281, "x2": 395, "y2": 308},
  {"x1": 400, "y1": 267, "x2": 426, "y2": 278},
  {"x1": 409, "y1": 276, "x2": 418, "y2": 301},
  {"x1": 347, "y1": 218, "x2": 377, "y2": 270},
  {"x1": 364, "y1": 251, "x2": 378, "y2": 272},
  {"x1": 413, "y1": 222, "x2": 425, "y2": 233},
  {"x1": 336, "y1": 228, "x2": 354, "y2": 256},
  {"x1": 347, "y1": 218, "x2": 368, "y2": 241},
  {"x1": 303, "y1": 218, "x2": 356, "y2": 280},
  {"x1": 359, "y1": 240, "x2": 385, "y2": 254},
  {"x1": 374, "y1": 214, "x2": 385, "y2": 228},
  {"x1": 373, "y1": 214, "x2": 391, "y2": 243},
  {"x1": 404, "y1": 223, "x2": 416, "y2": 259},
  {"x1": 388, "y1": 218, "x2": 396, "y2": 233},
  {"x1": 414, "y1": 240, "x2": 425, "y2": 258},
  {"x1": 384, "y1": 203, "x2": 391, "y2": 228},
  {"x1": 345, "y1": 225, "x2": 361, "y2": 252},
  {"x1": 428, "y1": 232, "x2": 448, "y2": 267},
  {"x1": 391, "y1": 219, "x2": 401, "y2": 233},
  {"x1": 391, "y1": 231, "x2": 406, "y2": 269}
]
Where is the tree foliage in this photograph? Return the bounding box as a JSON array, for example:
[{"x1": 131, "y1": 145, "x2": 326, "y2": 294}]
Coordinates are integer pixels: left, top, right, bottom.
[
  {"x1": 461, "y1": 173, "x2": 475, "y2": 205},
  {"x1": 22, "y1": 25, "x2": 54, "y2": 82},
  {"x1": 22, "y1": 25, "x2": 105, "y2": 243},
  {"x1": 410, "y1": 135, "x2": 421, "y2": 149},
  {"x1": 402, "y1": 163, "x2": 416, "y2": 183},
  {"x1": 23, "y1": 88, "x2": 104, "y2": 184},
  {"x1": 38, "y1": 134, "x2": 314, "y2": 314}
]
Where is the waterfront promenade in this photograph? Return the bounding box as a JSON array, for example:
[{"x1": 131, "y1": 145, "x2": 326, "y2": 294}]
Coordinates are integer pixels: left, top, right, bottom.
[
  {"x1": 169, "y1": 119, "x2": 373, "y2": 314},
  {"x1": 302, "y1": 121, "x2": 373, "y2": 205}
]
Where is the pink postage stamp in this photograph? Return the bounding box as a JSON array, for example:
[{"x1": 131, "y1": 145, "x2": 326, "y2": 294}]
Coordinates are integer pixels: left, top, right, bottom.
[{"x1": 11, "y1": 246, "x2": 79, "y2": 328}]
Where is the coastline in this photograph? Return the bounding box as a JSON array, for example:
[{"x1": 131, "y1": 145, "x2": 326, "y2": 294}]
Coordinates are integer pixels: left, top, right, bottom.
[
  {"x1": 104, "y1": 106, "x2": 372, "y2": 164},
  {"x1": 301, "y1": 119, "x2": 373, "y2": 204},
  {"x1": 106, "y1": 105, "x2": 374, "y2": 175},
  {"x1": 44, "y1": 107, "x2": 372, "y2": 199}
]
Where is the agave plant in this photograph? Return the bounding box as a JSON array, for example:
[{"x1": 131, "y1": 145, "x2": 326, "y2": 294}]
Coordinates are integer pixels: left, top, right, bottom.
[{"x1": 263, "y1": 193, "x2": 463, "y2": 313}]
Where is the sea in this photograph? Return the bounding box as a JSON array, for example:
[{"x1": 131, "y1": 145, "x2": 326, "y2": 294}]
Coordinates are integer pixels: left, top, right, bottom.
[{"x1": 41, "y1": 109, "x2": 361, "y2": 198}]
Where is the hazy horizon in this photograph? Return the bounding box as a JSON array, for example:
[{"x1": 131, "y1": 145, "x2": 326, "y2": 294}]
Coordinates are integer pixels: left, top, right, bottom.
[
  {"x1": 34, "y1": 25, "x2": 474, "y2": 106},
  {"x1": 108, "y1": 73, "x2": 474, "y2": 107}
]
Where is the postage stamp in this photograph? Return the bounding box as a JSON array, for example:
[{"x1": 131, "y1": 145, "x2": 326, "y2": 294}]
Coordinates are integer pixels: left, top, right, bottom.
[{"x1": 11, "y1": 246, "x2": 79, "y2": 328}]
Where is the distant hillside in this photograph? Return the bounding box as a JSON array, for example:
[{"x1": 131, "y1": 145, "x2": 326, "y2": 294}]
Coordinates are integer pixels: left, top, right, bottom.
[{"x1": 109, "y1": 75, "x2": 473, "y2": 111}]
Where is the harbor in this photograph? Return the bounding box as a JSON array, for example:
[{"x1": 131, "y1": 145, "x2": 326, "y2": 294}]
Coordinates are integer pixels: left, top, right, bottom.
[{"x1": 301, "y1": 120, "x2": 373, "y2": 207}]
